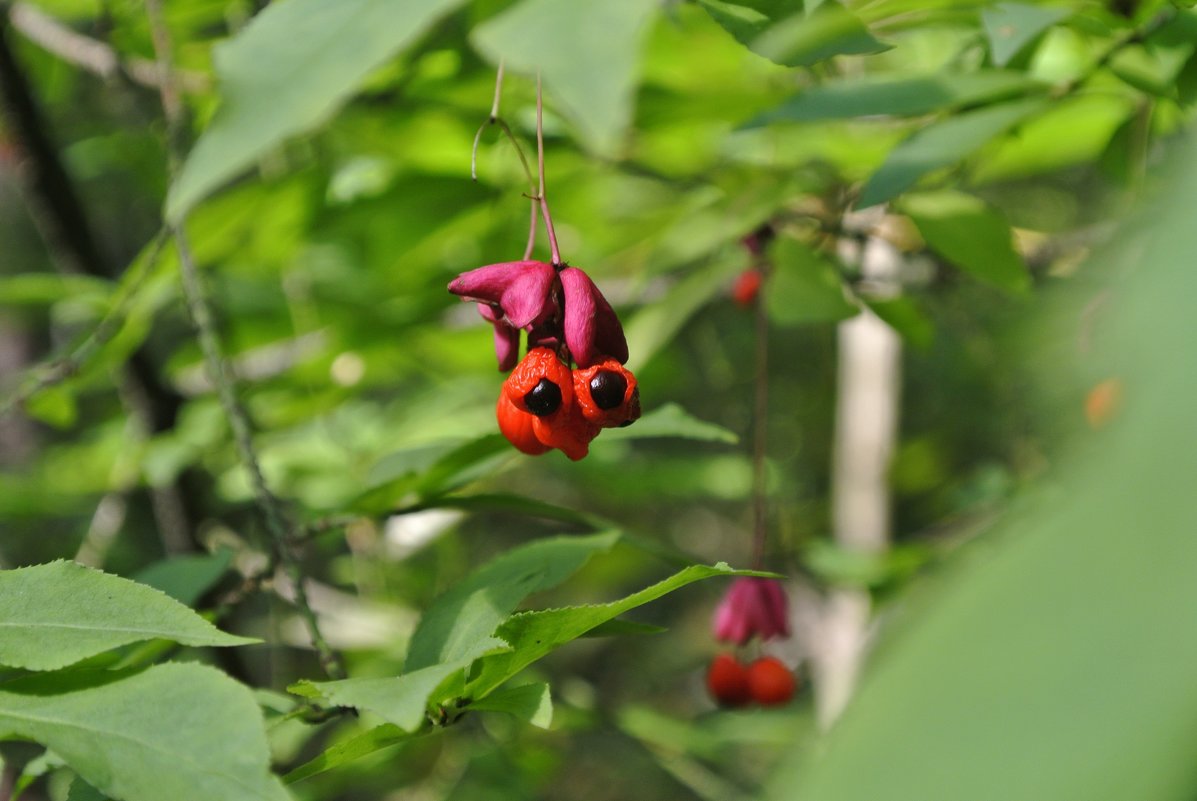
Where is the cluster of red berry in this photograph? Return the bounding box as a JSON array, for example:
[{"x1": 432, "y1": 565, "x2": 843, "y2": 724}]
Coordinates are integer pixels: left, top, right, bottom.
[
  {"x1": 497, "y1": 348, "x2": 640, "y2": 461},
  {"x1": 706, "y1": 653, "x2": 795, "y2": 707},
  {"x1": 448, "y1": 259, "x2": 640, "y2": 459},
  {"x1": 707, "y1": 577, "x2": 798, "y2": 708}
]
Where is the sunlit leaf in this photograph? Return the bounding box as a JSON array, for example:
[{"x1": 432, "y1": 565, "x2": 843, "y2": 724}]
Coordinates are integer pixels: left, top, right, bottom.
[
  {"x1": 0, "y1": 561, "x2": 255, "y2": 670},
  {"x1": 167, "y1": 0, "x2": 467, "y2": 219},
  {"x1": 858, "y1": 98, "x2": 1049, "y2": 207},
  {"x1": 600, "y1": 402, "x2": 739, "y2": 444},
  {"x1": 471, "y1": 0, "x2": 658, "y2": 157}
]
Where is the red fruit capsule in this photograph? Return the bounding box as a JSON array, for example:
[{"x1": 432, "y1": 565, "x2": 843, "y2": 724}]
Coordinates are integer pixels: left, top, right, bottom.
[
  {"x1": 706, "y1": 653, "x2": 750, "y2": 708},
  {"x1": 496, "y1": 393, "x2": 551, "y2": 455},
  {"x1": 531, "y1": 405, "x2": 601, "y2": 461},
  {"x1": 746, "y1": 657, "x2": 795, "y2": 706},
  {"x1": 503, "y1": 347, "x2": 574, "y2": 417},
  {"x1": 573, "y1": 359, "x2": 641, "y2": 428}
]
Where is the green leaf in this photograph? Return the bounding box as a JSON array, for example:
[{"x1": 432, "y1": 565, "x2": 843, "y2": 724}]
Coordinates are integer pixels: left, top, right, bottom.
[
  {"x1": 581, "y1": 618, "x2": 667, "y2": 637},
  {"x1": 0, "y1": 274, "x2": 112, "y2": 306},
  {"x1": 466, "y1": 682, "x2": 553, "y2": 729},
  {"x1": 23, "y1": 386, "x2": 79, "y2": 430},
  {"x1": 0, "y1": 561, "x2": 255, "y2": 670},
  {"x1": 0, "y1": 664, "x2": 290, "y2": 801},
  {"x1": 471, "y1": 0, "x2": 658, "y2": 157},
  {"x1": 402, "y1": 493, "x2": 609, "y2": 529},
  {"x1": 749, "y1": 71, "x2": 1045, "y2": 124},
  {"x1": 864, "y1": 296, "x2": 934, "y2": 349},
  {"x1": 167, "y1": 0, "x2": 467, "y2": 220},
  {"x1": 292, "y1": 656, "x2": 486, "y2": 733},
  {"x1": 133, "y1": 550, "x2": 234, "y2": 606},
  {"x1": 696, "y1": 0, "x2": 786, "y2": 45},
  {"x1": 775, "y1": 135, "x2": 1197, "y2": 801},
  {"x1": 858, "y1": 98, "x2": 1049, "y2": 207},
  {"x1": 466, "y1": 564, "x2": 777, "y2": 697},
  {"x1": 902, "y1": 191, "x2": 1029, "y2": 293},
  {"x1": 600, "y1": 402, "x2": 739, "y2": 444},
  {"x1": 284, "y1": 724, "x2": 413, "y2": 784},
  {"x1": 404, "y1": 531, "x2": 622, "y2": 671},
  {"x1": 67, "y1": 778, "x2": 109, "y2": 801},
  {"x1": 766, "y1": 237, "x2": 859, "y2": 325},
  {"x1": 750, "y1": 2, "x2": 890, "y2": 68},
  {"x1": 981, "y1": 3, "x2": 1071, "y2": 67}
]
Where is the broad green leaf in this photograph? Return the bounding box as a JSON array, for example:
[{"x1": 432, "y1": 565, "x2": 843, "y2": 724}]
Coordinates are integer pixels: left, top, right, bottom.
[
  {"x1": 133, "y1": 550, "x2": 234, "y2": 606},
  {"x1": 284, "y1": 724, "x2": 413, "y2": 784},
  {"x1": 466, "y1": 682, "x2": 553, "y2": 729},
  {"x1": 902, "y1": 191, "x2": 1029, "y2": 293},
  {"x1": 13, "y1": 750, "x2": 65, "y2": 800},
  {"x1": 292, "y1": 656, "x2": 486, "y2": 733},
  {"x1": 982, "y1": 3, "x2": 1071, "y2": 67},
  {"x1": 0, "y1": 561, "x2": 255, "y2": 670},
  {"x1": 749, "y1": 71, "x2": 1045, "y2": 124},
  {"x1": 864, "y1": 297, "x2": 934, "y2": 349},
  {"x1": 466, "y1": 563, "x2": 777, "y2": 697},
  {"x1": 600, "y1": 402, "x2": 739, "y2": 444},
  {"x1": 404, "y1": 531, "x2": 621, "y2": 671},
  {"x1": 0, "y1": 664, "x2": 290, "y2": 801},
  {"x1": 167, "y1": 0, "x2": 467, "y2": 220},
  {"x1": 696, "y1": 0, "x2": 787, "y2": 45},
  {"x1": 748, "y1": 2, "x2": 890, "y2": 67},
  {"x1": 582, "y1": 618, "x2": 668, "y2": 637},
  {"x1": 23, "y1": 386, "x2": 78, "y2": 429},
  {"x1": 471, "y1": 0, "x2": 658, "y2": 157},
  {"x1": 766, "y1": 237, "x2": 858, "y2": 325},
  {"x1": 67, "y1": 778, "x2": 108, "y2": 801},
  {"x1": 775, "y1": 135, "x2": 1197, "y2": 801},
  {"x1": 858, "y1": 98, "x2": 1049, "y2": 207}
]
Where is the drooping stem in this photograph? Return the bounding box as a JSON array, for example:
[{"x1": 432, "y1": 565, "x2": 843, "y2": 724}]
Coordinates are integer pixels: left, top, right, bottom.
[
  {"x1": 143, "y1": 0, "x2": 344, "y2": 679},
  {"x1": 469, "y1": 60, "x2": 539, "y2": 260},
  {"x1": 536, "y1": 73, "x2": 562, "y2": 266},
  {"x1": 750, "y1": 259, "x2": 770, "y2": 569}
]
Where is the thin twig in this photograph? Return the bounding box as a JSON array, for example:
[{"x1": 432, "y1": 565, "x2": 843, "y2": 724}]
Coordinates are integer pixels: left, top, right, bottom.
[
  {"x1": 7, "y1": 2, "x2": 208, "y2": 93},
  {"x1": 535, "y1": 73, "x2": 562, "y2": 266},
  {"x1": 142, "y1": 0, "x2": 344, "y2": 679},
  {"x1": 469, "y1": 61, "x2": 540, "y2": 260}
]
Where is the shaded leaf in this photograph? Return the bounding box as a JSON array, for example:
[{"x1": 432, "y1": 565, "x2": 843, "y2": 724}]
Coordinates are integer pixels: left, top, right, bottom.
[
  {"x1": 766, "y1": 237, "x2": 858, "y2": 326},
  {"x1": 858, "y1": 98, "x2": 1049, "y2": 207},
  {"x1": 0, "y1": 664, "x2": 290, "y2": 801},
  {"x1": 133, "y1": 550, "x2": 234, "y2": 606},
  {"x1": 67, "y1": 778, "x2": 109, "y2": 801},
  {"x1": 902, "y1": 191, "x2": 1029, "y2": 293},
  {"x1": 748, "y1": 2, "x2": 890, "y2": 67},
  {"x1": 600, "y1": 402, "x2": 739, "y2": 444},
  {"x1": 167, "y1": 0, "x2": 467, "y2": 219},
  {"x1": 404, "y1": 531, "x2": 621, "y2": 671},
  {"x1": 0, "y1": 561, "x2": 255, "y2": 671},
  {"x1": 982, "y1": 3, "x2": 1071, "y2": 67},
  {"x1": 749, "y1": 71, "x2": 1045, "y2": 124},
  {"x1": 581, "y1": 618, "x2": 667, "y2": 637},
  {"x1": 466, "y1": 682, "x2": 553, "y2": 729},
  {"x1": 284, "y1": 724, "x2": 413, "y2": 784},
  {"x1": 402, "y1": 493, "x2": 609, "y2": 529},
  {"x1": 864, "y1": 296, "x2": 934, "y2": 349},
  {"x1": 471, "y1": 0, "x2": 658, "y2": 157}
]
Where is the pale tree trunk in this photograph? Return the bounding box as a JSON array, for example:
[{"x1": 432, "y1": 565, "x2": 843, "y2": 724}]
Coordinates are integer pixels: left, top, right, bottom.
[{"x1": 813, "y1": 225, "x2": 902, "y2": 729}]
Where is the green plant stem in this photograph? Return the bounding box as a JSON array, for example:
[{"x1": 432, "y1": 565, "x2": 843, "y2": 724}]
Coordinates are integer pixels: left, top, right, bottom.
[
  {"x1": 143, "y1": 0, "x2": 344, "y2": 679},
  {"x1": 536, "y1": 73, "x2": 562, "y2": 266}
]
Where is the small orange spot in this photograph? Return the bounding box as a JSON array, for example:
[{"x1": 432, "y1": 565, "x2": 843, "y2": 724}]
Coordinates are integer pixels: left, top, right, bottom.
[{"x1": 1084, "y1": 378, "x2": 1123, "y2": 429}]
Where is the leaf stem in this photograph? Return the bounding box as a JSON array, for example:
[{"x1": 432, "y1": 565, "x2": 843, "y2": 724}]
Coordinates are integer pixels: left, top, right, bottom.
[{"x1": 536, "y1": 73, "x2": 562, "y2": 266}]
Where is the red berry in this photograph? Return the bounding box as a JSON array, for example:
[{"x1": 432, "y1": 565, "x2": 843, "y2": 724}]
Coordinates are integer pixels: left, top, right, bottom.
[
  {"x1": 731, "y1": 269, "x2": 762, "y2": 308},
  {"x1": 706, "y1": 653, "x2": 750, "y2": 707},
  {"x1": 746, "y1": 657, "x2": 795, "y2": 706}
]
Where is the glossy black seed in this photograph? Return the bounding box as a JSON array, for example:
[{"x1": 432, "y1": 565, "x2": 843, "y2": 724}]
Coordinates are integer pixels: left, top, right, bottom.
[
  {"x1": 589, "y1": 371, "x2": 627, "y2": 410},
  {"x1": 618, "y1": 418, "x2": 635, "y2": 427},
  {"x1": 524, "y1": 378, "x2": 562, "y2": 416}
]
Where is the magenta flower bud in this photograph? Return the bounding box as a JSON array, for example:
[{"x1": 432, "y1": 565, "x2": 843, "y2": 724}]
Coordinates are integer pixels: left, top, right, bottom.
[
  {"x1": 448, "y1": 260, "x2": 628, "y2": 371},
  {"x1": 712, "y1": 577, "x2": 790, "y2": 645}
]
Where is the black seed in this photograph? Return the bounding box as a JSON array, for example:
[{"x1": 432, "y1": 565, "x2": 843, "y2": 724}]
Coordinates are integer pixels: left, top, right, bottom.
[
  {"x1": 589, "y1": 371, "x2": 627, "y2": 410},
  {"x1": 618, "y1": 418, "x2": 635, "y2": 427},
  {"x1": 524, "y1": 378, "x2": 562, "y2": 416}
]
